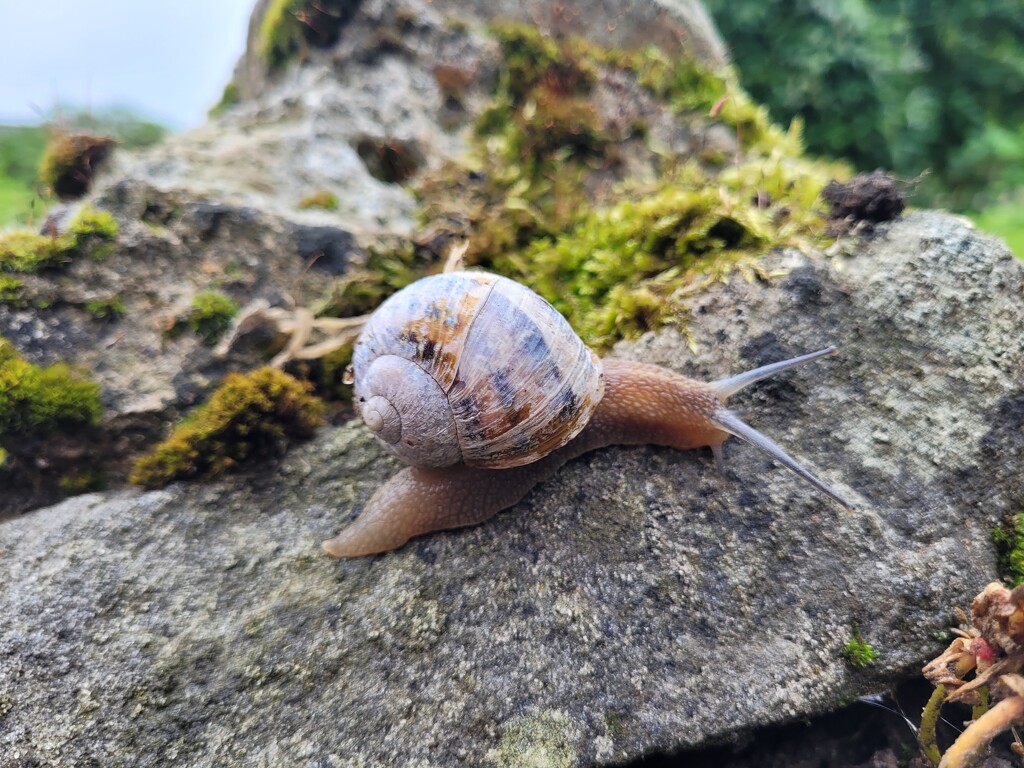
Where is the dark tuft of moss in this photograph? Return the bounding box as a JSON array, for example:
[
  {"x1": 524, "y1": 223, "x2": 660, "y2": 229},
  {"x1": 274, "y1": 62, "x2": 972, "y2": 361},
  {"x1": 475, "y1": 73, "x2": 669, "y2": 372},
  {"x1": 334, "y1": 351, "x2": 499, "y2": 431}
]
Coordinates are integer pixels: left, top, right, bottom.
[
  {"x1": 0, "y1": 337, "x2": 103, "y2": 441},
  {"x1": 130, "y1": 367, "x2": 324, "y2": 489},
  {"x1": 355, "y1": 137, "x2": 423, "y2": 184},
  {"x1": 38, "y1": 131, "x2": 117, "y2": 200}
]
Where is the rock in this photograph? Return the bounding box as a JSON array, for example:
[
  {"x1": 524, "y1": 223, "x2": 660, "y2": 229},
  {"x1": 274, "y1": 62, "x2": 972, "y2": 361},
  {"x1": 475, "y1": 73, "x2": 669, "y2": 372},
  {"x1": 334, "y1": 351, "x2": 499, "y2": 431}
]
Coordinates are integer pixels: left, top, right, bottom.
[{"x1": 2, "y1": 211, "x2": 1022, "y2": 765}]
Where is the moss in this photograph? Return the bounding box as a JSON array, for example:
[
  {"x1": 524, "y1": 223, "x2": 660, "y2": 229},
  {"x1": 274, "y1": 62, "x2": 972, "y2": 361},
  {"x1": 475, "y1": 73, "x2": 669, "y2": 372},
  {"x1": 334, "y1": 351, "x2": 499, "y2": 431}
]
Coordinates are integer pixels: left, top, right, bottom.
[
  {"x1": 297, "y1": 23, "x2": 847, "y2": 356},
  {"x1": 38, "y1": 131, "x2": 117, "y2": 200},
  {"x1": 0, "y1": 206, "x2": 118, "y2": 275},
  {"x1": 315, "y1": 239, "x2": 439, "y2": 319},
  {"x1": 130, "y1": 367, "x2": 324, "y2": 489},
  {"x1": 59, "y1": 467, "x2": 106, "y2": 494},
  {"x1": 259, "y1": 0, "x2": 360, "y2": 71},
  {"x1": 69, "y1": 206, "x2": 119, "y2": 240},
  {"x1": 85, "y1": 295, "x2": 126, "y2": 321},
  {"x1": 0, "y1": 231, "x2": 63, "y2": 272},
  {"x1": 297, "y1": 190, "x2": 339, "y2": 210},
  {"x1": 0, "y1": 336, "x2": 103, "y2": 442},
  {"x1": 843, "y1": 629, "x2": 878, "y2": 668},
  {"x1": 186, "y1": 291, "x2": 240, "y2": 345},
  {"x1": 259, "y1": 0, "x2": 306, "y2": 70},
  {"x1": 993, "y1": 512, "x2": 1024, "y2": 585},
  {"x1": 209, "y1": 82, "x2": 241, "y2": 117},
  {"x1": 0, "y1": 276, "x2": 24, "y2": 307}
]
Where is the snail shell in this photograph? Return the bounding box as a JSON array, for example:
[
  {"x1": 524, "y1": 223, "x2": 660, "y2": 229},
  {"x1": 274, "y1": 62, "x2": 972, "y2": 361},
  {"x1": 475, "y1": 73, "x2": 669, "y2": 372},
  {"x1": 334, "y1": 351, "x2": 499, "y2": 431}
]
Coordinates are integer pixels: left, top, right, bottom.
[{"x1": 352, "y1": 271, "x2": 605, "y2": 469}]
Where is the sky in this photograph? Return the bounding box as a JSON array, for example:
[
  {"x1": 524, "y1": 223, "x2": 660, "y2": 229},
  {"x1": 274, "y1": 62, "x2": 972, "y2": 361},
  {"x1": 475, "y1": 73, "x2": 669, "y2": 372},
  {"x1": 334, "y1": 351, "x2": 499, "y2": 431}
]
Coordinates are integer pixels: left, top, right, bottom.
[{"x1": 0, "y1": 0, "x2": 256, "y2": 131}]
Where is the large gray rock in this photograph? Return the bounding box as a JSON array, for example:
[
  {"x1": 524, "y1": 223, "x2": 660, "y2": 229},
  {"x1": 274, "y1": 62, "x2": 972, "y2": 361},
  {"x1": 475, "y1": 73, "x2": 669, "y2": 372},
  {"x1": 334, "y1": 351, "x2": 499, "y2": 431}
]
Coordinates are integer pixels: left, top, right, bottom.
[{"x1": 2, "y1": 211, "x2": 1021, "y2": 766}]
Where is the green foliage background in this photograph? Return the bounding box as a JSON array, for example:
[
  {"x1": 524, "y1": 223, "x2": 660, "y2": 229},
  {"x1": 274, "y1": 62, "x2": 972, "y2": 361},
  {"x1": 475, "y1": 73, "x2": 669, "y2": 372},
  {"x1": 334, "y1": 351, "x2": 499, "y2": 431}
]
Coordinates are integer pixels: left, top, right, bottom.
[{"x1": 704, "y1": 0, "x2": 1024, "y2": 248}]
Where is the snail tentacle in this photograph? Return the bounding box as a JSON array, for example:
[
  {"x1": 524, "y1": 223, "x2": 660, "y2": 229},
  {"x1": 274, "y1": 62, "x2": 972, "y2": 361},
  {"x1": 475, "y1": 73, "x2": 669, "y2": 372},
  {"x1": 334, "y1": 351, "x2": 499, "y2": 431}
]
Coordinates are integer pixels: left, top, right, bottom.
[{"x1": 709, "y1": 408, "x2": 855, "y2": 510}]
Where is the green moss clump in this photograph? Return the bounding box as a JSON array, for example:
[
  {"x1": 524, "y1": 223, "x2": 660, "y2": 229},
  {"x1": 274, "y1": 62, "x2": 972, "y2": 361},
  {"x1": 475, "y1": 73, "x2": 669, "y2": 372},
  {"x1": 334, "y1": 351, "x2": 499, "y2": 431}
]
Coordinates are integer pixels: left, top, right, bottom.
[
  {"x1": 68, "y1": 206, "x2": 119, "y2": 240},
  {"x1": 843, "y1": 629, "x2": 878, "y2": 668},
  {"x1": 0, "y1": 337, "x2": 103, "y2": 442},
  {"x1": 38, "y1": 132, "x2": 117, "y2": 200},
  {"x1": 0, "y1": 206, "x2": 118, "y2": 276},
  {"x1": 297, "y1": 190, "x2": 340, "y2": 210},
  {"x1": 130, "y1": 367, "x2": 324, "y2": 489},
  {"x1": 85, "y1": 295, "x2": 126, "y2": 321},
  {"x1": 210, "y1": 82, "x2": 241, "y2": 117},
  {"x1": 0, "y1": 231, "x2": 63, "y2": 272},
  {"x1": 0, "y1": 276, "x2": 25, "y2": 307},
  {"x1": 993, "y1": 513, "x2": 1024, "y2": 585},
  {"x1": 186, "y1": 291, "x2": 240, "y2": 345}
]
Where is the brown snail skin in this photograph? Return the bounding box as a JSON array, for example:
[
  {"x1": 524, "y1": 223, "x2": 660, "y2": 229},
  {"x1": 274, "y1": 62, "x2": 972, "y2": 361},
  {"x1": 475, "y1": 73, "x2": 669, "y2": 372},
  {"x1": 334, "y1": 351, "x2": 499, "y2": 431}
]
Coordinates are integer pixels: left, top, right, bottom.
[{"x1": 323, "y1": 272, "x2": 854, "y2": 558}]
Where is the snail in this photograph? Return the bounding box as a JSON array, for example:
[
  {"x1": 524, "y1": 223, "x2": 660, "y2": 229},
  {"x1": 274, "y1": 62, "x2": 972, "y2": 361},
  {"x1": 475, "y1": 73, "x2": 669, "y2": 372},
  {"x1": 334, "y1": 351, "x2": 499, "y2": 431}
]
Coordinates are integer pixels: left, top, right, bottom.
[{"x1": 322, "y1": 271, "x2": 854, "y2": 558}]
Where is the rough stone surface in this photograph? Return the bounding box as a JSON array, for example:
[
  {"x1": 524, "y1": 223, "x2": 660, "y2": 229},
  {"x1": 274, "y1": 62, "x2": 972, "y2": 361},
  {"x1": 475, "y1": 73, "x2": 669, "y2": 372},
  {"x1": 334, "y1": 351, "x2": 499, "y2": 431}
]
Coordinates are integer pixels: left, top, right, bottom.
[
  {"x1": 233, "y1": 0, "x2": 729, "y2": 105},
  {"x1": 2, "y1": 211, "x2": 1022, "y2": 766}
]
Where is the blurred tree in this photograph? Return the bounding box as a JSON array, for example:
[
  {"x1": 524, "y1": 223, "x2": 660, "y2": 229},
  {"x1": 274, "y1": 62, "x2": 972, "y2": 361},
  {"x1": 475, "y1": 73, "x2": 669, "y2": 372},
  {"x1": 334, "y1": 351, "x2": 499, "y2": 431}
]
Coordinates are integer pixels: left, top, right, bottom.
[{"x1": 705, "y1": 0, "x2": 1024, "y2": 210}]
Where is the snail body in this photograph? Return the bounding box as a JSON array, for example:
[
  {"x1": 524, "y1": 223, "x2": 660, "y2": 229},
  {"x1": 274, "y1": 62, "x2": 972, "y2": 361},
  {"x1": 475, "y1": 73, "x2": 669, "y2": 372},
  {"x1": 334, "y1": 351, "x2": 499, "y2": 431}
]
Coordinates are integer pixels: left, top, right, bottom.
[{"x1": 323, "y1": 272, "x2": 853, "y2": 558}]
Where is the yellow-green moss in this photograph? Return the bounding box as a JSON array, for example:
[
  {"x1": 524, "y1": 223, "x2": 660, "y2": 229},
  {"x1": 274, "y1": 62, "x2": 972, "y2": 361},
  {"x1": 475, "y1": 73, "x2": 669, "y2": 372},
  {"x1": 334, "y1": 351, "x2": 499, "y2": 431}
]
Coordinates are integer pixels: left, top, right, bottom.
[
  {"x1": 0, "y1": 231, "x2": 63, "y2": 272},
  {"x1": 0, "y1": 276, "x2": 25, "y2": 307},
  {"x1": 0, "y1": 206, "x2": 118, "y2": 276},
  {"x1": 993, "y1": 512, "x2": 1024, "y2": 585},
  {"x1": 210, "y1": 82, "x2": 241, "y2": 117},
  {"x1": 297, "y1": 190, "x2": 339, "y2": 210},
  {"x1": 186, "y1": 291, "x2": 240, "y2": 345},
  {"x1": 69, "y1": 206, "x2": 118, "y2": 241},
  {"x1": 38, "y1": 132, "x2": 117, "y2": 200},
  {"x1": 315, "y1": 239, "x2": 438, "y2": 318},
  {"x1": 259, "y1": 0, "x2": 306, "y2": 70},
  {"x1": 0, "y1": 337, "x2": 103, "y2": 442},
  {"x1": 843, "y1": 629, "x2": 878, "y2": 668},
  {"x1": 130, "y1": 367, "x2": 324, "y2": 489}
]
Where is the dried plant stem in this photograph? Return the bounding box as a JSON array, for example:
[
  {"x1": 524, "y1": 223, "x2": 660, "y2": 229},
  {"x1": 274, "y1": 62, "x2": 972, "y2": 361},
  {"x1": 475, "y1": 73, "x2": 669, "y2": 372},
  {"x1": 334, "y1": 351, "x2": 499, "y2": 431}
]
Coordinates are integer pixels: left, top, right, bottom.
[{"x1": 939, "y1": 695, "x2": 1024, "y2": 768}]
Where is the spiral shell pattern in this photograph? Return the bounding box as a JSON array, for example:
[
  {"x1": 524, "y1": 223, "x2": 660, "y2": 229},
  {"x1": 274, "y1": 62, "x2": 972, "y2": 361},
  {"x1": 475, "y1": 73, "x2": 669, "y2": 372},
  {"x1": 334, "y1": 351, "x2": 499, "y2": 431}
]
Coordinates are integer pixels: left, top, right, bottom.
[{"x1": 352, "y1": 271, "x2": 604, "y2": 469}]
